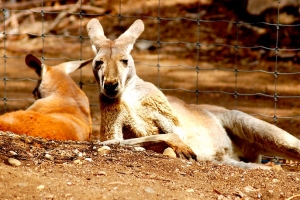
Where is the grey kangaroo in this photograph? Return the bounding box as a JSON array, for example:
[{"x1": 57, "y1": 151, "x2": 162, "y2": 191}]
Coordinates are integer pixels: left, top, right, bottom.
[{"x1": 87, "y1": 18, "x2": 300, "y2": 169}]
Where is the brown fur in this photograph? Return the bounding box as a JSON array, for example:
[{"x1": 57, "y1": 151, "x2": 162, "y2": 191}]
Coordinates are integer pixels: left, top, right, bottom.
[{"x1": 0, "y1": 54, "x2": 92, "y2": 141}]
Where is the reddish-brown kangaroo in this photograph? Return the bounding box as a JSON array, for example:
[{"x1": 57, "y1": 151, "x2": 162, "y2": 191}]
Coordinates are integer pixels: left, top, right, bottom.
[{"x1": 0, "y1": 54, "x2": 92, "y2": 141}]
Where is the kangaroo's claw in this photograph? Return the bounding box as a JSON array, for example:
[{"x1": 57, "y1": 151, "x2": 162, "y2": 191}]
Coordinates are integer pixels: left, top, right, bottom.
[{"x1": 173, "y1": 145, "x2": 197, "y2": 161}]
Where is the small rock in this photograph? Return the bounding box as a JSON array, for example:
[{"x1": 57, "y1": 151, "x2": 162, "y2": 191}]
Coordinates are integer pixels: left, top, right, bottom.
[
  {"x1": 149, "y1": 174, "x2": 156, "y2": 178},
  {"x1": 9, "y1": 151, "x2": 17, "y2": 156},
  {"x1": 45, "y1": 154, "x2": 54, "y2": 161},
  {"x1": 272, "y1": 178, "x2": 280, "y2": 183},
  {"x1": 27, "y1": 152, "x2": 33, "y2": 157},
  {"x1": 25, "y1": 137, "x2": 33, "y2": 144},
  {"x1": 36, "y1": 185, "x2": 45, "y2": 190},
  {"x1": 144, "y1": 187, "x2": 155, "y2": 194},
  {"x1": 268, "y1": 190, "x2": 274, "y2": 194},
  {"x1": 97, "y1": 171, "x2": 107, "y2": 176},
  {"x1": 85, "y1": 158, "x2": 92, "y2": 162},
  {"x1": 98, "y1": 146, "x2": 111, "y2": 155},
  {"x1": 67, "y1": 182, "x2": 72, "y2": 186},
  {"x1": 118, "y1": 171, "x2": 132, "y2": 175},
  {"x1": 17, "y1": 182, "x2": 28, "y2": 187},
  {"x1": 234, "y1": 191, "x2": 246, "y2": 197},
  {"x1": 8, "y1": 158, "x2": 21, "y2": 167},
  {"x1": 186, "y1": 189, "x2": 194, "y2": 193},
  {"x1": 44, "y1": 194, "x2": 54, "y2": 199},
  {"x1": 244, "y1": 185, "x2": 259, "y2": 193},
  {"x1": 134, "y1": 147, "x2": 145, "y2": 152},
  {"x1": 73, "y1": 159, "x2": 82, "y2": 165},
  {"x1": 163, "y1": 147, "x2": 176, "y2": 158}
]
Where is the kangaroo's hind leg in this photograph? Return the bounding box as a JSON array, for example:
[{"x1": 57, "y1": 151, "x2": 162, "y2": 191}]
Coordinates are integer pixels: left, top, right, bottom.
[{"x1": 99, "y1": 134, "x2": 197, "y2": 160}]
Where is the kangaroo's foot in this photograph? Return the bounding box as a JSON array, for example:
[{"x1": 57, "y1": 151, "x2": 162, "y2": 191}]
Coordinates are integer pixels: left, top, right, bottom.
[{"x1": 99, "y1": 134, "x2": 197, "y2": 161}]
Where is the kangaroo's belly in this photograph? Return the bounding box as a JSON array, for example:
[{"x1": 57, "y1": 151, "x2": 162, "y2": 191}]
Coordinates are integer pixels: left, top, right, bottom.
[{"x1": 167, "y1": 96, "x2": 235, "y2": 160}]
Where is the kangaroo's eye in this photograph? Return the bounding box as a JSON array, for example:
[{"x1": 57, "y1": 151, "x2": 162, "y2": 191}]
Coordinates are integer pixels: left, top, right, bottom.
[
  {"x1": 94, "y1": 60, "x2": 104, "y2": 70},
  {"x1": 120, "y1": 59, "x2": 128, "y2": 66}
]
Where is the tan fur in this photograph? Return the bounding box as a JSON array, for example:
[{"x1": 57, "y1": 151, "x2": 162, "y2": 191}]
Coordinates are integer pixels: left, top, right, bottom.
[
  {"x1": 0, "y1": 54, "x2": 92, "y2": 141},
  {"x1": 87, "y1": 18, "x2": 300, "y2": 169}
]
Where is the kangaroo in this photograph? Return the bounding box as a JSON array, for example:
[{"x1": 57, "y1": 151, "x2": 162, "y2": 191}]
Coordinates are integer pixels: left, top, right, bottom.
[
  {"x1": 87, "y1": 18, "x2": 300, "y2": 169},
  {"x1": 0, "y1": 54, "x2": 92, "y2": 141}
]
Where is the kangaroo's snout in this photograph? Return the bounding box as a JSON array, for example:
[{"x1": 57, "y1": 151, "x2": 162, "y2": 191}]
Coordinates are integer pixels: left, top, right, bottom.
[{"x1": 103, "y1": 81, "x2": 119, "y2": 97}]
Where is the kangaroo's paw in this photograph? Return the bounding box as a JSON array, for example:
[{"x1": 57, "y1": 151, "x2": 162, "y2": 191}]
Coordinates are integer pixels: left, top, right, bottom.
[
  {"x1": 113, "y1": 134, "x2": 197, "y2": 160},
  {"x1": 171, "y1": 145, "x2": 197, "y2": 161},
  {"x1": 163, "y1": 134, "x2": 197, "y2": 161}
]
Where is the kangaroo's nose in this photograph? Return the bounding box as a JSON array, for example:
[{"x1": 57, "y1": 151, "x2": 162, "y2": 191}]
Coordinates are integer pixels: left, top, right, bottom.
[{"x1": 104, "y1": 82, "x2": 119, "y2": 93}]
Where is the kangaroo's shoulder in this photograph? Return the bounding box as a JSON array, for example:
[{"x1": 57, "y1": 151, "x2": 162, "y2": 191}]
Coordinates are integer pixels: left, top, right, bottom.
[
  {"x1": 134, "y1": 77, "x2": 162, "y2": 95},
  {"x1": 136, "y1": 79, "x2": 181, "y2": 125},
  {"x1": 133, "y1": 78, "x2": 172, "y2": 108},
  {"x1": 121, "y1": 77, "x2": 165, "y2": 104}
]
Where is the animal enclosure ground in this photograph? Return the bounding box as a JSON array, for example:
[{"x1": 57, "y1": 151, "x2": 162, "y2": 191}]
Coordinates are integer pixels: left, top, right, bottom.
[
  {"x1": 1, "y1": 131, "x2": 300, "y2": 200},
  {"x1": 1, "y1": 0, "x2": 300, "y2": 199}
]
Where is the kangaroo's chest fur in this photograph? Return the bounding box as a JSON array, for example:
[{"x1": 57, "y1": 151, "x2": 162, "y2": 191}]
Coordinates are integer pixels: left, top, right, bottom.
[{"x1": 99, "y1": 78, "x2": 182, "y2": 141}]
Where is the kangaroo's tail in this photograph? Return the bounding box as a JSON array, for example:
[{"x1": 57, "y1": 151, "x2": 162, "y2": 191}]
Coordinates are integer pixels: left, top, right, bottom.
[
  {"x1": 219, "y1": 156, "x2": 271, "y2": 169},
  {"x1": 219, "y1": 110, "x2": 300, "y2": 162}
]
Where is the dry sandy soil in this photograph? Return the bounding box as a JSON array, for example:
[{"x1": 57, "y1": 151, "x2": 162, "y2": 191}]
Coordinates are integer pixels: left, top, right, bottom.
[
  {"x1": 1, "y1": 131, "x2": 300, "y2": 200},
  {"x1": 1, "y1": 0, "x2": 300, "y2": 199}
]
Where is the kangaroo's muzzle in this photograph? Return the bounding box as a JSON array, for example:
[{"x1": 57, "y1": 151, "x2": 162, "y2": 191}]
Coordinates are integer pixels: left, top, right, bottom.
[{"x1": 103, "y1": 81, "x2": 119, "y2": 98}]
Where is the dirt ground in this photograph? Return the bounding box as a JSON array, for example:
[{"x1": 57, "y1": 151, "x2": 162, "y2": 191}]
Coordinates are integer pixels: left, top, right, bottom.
[
  {"x1": 1, "y1": 0, "x2": 300, "y2": 199},
  {"x1": 1, "y1": 131, "x2": 300, "y2": 200}
]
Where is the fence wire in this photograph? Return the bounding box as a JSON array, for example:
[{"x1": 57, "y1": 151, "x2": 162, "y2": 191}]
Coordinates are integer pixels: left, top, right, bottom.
[{"x1": 1, "y1": 0, "x2": 300, "y2": 135}]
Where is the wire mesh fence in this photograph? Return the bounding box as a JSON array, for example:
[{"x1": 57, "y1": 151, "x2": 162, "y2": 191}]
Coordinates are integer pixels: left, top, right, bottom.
[{"x1": 1, "y1": 0, "x2": 300, "y2": 138}]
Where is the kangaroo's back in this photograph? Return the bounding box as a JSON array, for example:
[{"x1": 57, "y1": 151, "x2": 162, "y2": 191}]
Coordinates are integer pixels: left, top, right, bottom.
[{"x1": 0, "y1": 54, "x2": 92, "y2": 141}]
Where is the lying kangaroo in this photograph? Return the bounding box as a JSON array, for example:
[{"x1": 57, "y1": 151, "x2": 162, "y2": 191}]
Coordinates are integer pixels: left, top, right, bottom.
[
  {"x1": 87, "y1": 18, "x2": 300, "y2": 169},
  {"x1": 0, "y1": 54, "x2": 92, "y2": 141}
]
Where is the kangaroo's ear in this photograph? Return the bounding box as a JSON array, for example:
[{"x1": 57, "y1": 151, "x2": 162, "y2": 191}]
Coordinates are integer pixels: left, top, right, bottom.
[
  {"x1": 115, "y1": 19, "x2": 144, "y2": 52},
  {"x1": 63, "y1": 58, "x2": 93, "y2": 74},
  {"x1": 87, "y1": 18, "x2": 108, "y2": 54},
  {"x1": 25, "y1": 54, "x2": 43, "y2": 99},
  {"x1": 25, "y1": 54, "x2": 42, "y2": 77}
]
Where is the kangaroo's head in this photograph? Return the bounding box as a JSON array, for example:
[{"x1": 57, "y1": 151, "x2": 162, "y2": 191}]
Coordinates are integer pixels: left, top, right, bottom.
[
  {"x1": 25, "y1": 54, "x2": 92, "y2": 99},
  {"x1": 87, "y1": 18, "x2": 144, "y2": 98}
]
